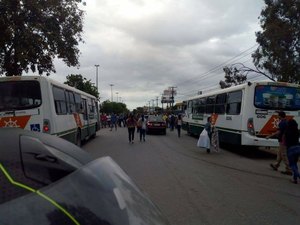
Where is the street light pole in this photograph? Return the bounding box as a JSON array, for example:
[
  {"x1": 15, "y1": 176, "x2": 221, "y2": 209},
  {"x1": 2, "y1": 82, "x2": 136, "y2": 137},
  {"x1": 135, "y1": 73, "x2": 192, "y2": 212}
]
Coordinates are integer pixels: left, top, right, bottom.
[
  {"x1": 109, "y1": 84, "x2": 114, "y2": 102},
  {"x1": 116, "y1": 92, "x2": 119, "y2": 102},
  {"x1": 94, "y1": 65, "x2": 99, "y2": 93}
]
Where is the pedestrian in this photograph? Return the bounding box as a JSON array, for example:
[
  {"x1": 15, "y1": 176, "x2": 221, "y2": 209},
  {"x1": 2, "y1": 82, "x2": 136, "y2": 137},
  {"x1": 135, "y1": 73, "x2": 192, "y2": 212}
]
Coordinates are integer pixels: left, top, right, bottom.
[
  {"x1": 107, "y1": 114, "x2": 111, "y2": 128},
  {"x1": 267, "y1": 111, "x2": 292, "y2": 175},
  {"x1": 126, "y1": 113, "x2": 137, "y2": 143},
  {"x1": 175, "y1": 114, "x2": 182, "y2": 138},
  {"x1": 170, "y1": 114, "x2": 175, "y2": 131},
  {"x1": 204, "y1": 116, "x2": 212, "y2": 153},
  {"x1": 110, "y1": 113, "x2": 117, "y2": 131},
  {"x1": 285, "y1": 119, "x2": 300, "y2": 184},
  {"x1": 137, "y1": 114, "x2": 147, "y2": 142}
]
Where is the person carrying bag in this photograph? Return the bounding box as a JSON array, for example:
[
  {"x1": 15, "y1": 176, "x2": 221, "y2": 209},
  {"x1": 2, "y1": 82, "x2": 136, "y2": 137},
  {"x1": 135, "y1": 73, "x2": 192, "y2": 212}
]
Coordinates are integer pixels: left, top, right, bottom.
[{"x1": 197, "y1": 128, "x2": 210, "y2": 149}]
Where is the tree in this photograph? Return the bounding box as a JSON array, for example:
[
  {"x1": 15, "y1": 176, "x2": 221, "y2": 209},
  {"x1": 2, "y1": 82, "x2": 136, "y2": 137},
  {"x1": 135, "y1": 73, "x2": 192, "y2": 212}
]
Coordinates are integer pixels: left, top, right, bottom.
[
  {"x1": 100, "y1": 100, "x2": 129, "y2": 115},
  {"x1": 0, "y1": 0, "x2": 85, "y2": 76},
  {"x1": 219, "y1": 64, "x2": 248, "y2": 89},
  {"x1": 64, "y1": 74, "x2": 98, "y2": 99},
  {"x1": 252, "y1": 0, "x2": 300, "y2": 83}
]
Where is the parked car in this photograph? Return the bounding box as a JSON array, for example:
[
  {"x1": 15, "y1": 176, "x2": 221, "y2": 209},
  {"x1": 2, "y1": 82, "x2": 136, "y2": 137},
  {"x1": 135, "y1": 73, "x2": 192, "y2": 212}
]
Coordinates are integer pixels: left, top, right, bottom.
[
  {"x1": 0, "y1": 128, "x2": 170, "y2": 225},
  {"x1": 146, "y1": 115, "x2": 167, "y2": 135}
]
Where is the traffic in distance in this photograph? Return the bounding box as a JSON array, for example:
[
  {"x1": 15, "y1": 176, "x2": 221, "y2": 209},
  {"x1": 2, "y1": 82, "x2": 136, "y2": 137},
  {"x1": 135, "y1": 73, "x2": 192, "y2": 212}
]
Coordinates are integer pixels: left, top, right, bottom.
[
  {"x1": 1, "y1": 76, "x2": 300, "y2": 151},
  {"x1": 1, "y1": 77, "x2": 300, "y2": 224},
  {"x1": 181, "y1": 81, "x2": 300, "y2": 149}
]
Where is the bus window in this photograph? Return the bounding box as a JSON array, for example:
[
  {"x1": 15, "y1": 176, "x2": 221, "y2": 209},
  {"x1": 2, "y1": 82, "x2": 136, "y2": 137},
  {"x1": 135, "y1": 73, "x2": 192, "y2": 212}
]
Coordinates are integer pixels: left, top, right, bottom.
[
  {"x1": 192, "y1": 99, "x2": 197, "y2": 114},
  {"x1": 215, "y1": 93, "x2": 227, "y2": 114},
  {"x1": 74, "y1": 93, "x2": 82, "y2": 113},
  {"x1": 53, "y1": 86, "x2": 67, "y2": 115},
  {"x1": 90, "y1": 99, "x2": 95, "y2": 113},
  {"x1": 81, "y1": 98, "x2": 88, "y2": 120},
  {"x1": 187, "y1": 100, "x2": 193, "y2": 114},
  {"x1": 206, "y1": 96, "x2": 215, "y2": 114},
  {"x1": 198, "y1": 98, "x2": 206, "y2": 113},
  {"x1": 66, "y1": 90, "x2": 76, "y2": 113},
  {"x1": 226, "y1": 91, "x2": 242, "y2": 115},
  {"x1": 0, "y1": 81, "x2": 41, "y2": 112},
  {"x1": 254, "y1": 85, "x2": 300, "y2": 110}
]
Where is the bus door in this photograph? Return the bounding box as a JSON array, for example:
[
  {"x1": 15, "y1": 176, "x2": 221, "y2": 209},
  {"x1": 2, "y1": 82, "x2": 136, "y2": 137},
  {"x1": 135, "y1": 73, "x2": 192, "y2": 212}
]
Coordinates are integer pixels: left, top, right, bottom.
[
  {"x1": 81, "y1": 98, "x2": 90, "y2": 137},
  {"x1": 0, "y1": 80, "x2": 43, "y2": 132}
]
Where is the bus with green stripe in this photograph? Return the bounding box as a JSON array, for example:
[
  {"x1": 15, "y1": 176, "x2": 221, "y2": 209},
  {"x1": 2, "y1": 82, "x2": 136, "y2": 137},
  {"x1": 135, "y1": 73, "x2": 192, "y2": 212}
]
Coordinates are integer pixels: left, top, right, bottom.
[
  {"x1": 0, "y1": 76, "x2": 100, "y2": 146},
  {"x1": 182, "y1": 81, "x2": 300, "y2": 148}
]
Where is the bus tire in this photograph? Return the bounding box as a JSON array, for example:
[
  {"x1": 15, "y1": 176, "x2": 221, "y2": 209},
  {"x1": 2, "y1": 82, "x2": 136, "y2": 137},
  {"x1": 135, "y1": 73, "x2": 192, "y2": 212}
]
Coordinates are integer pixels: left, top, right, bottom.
[{"x1": 76, "y1": 129, "x2": 82, "y2": 147}]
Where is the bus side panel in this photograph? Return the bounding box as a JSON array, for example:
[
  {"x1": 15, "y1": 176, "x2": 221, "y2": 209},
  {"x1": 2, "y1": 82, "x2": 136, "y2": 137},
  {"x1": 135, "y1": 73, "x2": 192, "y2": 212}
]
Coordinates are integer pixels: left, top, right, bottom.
[
  {"x1": 218, "y1": 130, "x2": 241, "y2": 145},
  {"x1": 47, "y1": 81, "x2": 77, "y2": 144},
  {"x1": 189, "y1": 122, "x2": 204, "y2": 136}
]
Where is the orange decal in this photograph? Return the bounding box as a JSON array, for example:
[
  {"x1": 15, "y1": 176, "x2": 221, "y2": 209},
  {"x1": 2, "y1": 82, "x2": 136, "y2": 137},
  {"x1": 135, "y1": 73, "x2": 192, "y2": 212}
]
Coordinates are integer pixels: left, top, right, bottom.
[
  {"x1": 73, "y1": 113, "x2": 82, "y2": 128},
  {"x1": 0, "y1": 116, "x2": 31, "y2": 129},
  {"x1": 211, "y1": 113, "x2": 219, "y2": 126},
  {"x1": 259, "y1": 115, "x2": 293, "y2": 135}
]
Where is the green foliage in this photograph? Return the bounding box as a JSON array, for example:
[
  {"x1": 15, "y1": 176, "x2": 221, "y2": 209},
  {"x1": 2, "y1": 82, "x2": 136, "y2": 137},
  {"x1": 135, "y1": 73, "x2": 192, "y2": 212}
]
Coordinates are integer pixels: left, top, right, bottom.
[
  {"x1": 64, "y1": 74, "x2": 98, "y2": 99},
  {"x1": 220, "y1": 65, "x2": 248, "y2": 89},
  {"x1": 0, "y1": 0, "x2": 85, "y2": 76},
  {"x1": 100, "y1": 100, "x2": 129, "y2": 114},
  {"x1": 253, "y1": 0, "x2": 300, "y2": 83}
]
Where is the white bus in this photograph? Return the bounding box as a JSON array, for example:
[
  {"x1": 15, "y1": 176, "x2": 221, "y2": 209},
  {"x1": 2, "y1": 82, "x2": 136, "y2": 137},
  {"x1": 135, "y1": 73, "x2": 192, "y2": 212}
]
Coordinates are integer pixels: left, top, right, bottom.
[
  {"x1": 182, "y1": 81, "x2": 300, "y2": 148},
  {"x1": 0, "y1": 76, "x2": 100, "y2": 146}
]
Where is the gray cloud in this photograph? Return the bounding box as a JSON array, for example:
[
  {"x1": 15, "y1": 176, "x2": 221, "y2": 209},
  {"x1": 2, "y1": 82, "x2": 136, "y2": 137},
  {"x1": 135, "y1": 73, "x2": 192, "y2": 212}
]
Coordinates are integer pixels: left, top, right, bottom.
[{"x1": 50, "y1": 0, "x2": 265, "y2": 110}]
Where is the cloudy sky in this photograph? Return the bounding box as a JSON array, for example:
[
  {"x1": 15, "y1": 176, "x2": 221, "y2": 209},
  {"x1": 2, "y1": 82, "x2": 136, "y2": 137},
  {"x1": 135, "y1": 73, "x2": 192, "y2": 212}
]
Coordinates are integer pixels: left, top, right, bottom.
[{"x1": 51, "y1": 0, "x2": 266, "y2": 110}]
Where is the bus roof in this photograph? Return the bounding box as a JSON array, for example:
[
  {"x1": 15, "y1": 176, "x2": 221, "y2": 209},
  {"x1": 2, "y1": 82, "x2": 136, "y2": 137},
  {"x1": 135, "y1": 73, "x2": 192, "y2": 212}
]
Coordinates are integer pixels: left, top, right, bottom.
[
  {"x1": 185, "y1": 80, "x2": 300, "y2": 101},
  {"x1": 0, "y1": 75, "x2": 98, "y2": 100}
]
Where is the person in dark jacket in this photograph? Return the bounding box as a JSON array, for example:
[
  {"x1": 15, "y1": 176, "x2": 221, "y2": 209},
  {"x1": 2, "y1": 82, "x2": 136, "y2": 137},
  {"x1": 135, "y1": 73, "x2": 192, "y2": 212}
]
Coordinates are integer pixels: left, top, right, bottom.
[
  {"x1": 285, "y1": 119, "x2": 300, "y2": 184},
  {"x1": 267, "y1": 111, "x2": 292, "y2": 175},
  {"x1": 204, "y1": 116, "x2": 212, "y2": 153}
]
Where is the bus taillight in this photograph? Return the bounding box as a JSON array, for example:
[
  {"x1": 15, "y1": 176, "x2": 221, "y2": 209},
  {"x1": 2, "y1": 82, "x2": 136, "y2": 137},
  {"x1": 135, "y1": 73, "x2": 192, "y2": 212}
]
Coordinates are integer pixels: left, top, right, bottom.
[
  {"x1": 247, "y1": 118, "x2": 255, "y2": 135},
  {"x1": 43, "y1": 119, "x2": 50, "y2": 133}
]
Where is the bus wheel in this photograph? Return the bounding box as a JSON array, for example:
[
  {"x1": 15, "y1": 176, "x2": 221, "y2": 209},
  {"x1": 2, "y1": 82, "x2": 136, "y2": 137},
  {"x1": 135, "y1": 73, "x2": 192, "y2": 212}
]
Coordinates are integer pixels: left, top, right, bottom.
[{"x1": 76, "y1": 130, "x2": 82, "y2": 147}]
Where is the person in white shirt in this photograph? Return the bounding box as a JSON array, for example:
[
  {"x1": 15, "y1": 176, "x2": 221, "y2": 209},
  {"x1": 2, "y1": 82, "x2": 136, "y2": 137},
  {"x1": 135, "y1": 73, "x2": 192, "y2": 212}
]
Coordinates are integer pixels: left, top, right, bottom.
[
  {"x1": 137, "y1": 114, "x2": 147, "y2": 142},
  {"x1": 175, "y1": 114, "x2": 183, "y2": 138}
]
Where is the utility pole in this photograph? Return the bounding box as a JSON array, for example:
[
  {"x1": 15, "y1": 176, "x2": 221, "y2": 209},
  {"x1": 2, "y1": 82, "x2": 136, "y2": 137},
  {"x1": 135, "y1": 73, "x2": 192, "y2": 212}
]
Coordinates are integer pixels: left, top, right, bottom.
[
  {"x1": 169, "y1": 86, "x2": 177, "y2": 113},
  {"x1": 109, "y1": 84, "x2": 114, "y2": 102},
  {"x1": 95, "y1": 64, "x2": 99, "y2": 94}
]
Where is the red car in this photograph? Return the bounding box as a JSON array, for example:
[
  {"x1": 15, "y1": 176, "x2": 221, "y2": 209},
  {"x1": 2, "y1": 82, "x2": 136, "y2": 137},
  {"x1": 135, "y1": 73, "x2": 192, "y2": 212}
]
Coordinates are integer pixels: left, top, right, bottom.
[{"x1": 146, "y1": 115, "x2": 167, "y2": 135}]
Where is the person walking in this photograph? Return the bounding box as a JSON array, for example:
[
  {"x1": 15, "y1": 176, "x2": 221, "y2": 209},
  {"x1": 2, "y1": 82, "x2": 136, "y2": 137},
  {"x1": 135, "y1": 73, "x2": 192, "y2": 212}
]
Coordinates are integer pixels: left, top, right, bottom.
[
  {"x1": 169, "y1": 114, "x2": 175, "y2": 131},
  {"x1": 175, "y1": 114, "x2": 183, "y2": 138},
  {"x1": 267, "y1": 111, "x2": 292, "y2": 175},
  {"x1": 285, "y1": 119, "x2": 300, "y2": 184},
  {"x1": 204, "y1": 116, "x2": 212, "y2": 153},
  {"x1": 126, "y1": 114, "x2": 137, "y2": 143},
  {"x1": 110, "y1": 113, "x2": 117, "y2": 131},
  {"x1": 137, "y1": 114, "x2": 147, "y2": 142}
]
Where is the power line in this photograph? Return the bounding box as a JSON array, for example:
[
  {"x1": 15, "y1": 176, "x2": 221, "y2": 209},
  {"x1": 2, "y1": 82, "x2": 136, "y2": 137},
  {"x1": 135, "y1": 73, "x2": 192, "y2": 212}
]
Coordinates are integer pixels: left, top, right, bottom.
[
  {"x1": 175, "y1": 44, "x2": 258, "y2": 88},
  {"x1": 178, "y1": 44, "x2": 259, "y2": 97}
]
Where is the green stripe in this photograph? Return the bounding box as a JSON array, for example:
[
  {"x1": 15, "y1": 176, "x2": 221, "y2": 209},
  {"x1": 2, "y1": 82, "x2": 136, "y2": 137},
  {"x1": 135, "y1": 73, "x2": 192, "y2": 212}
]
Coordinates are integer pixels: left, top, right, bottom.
[
  {"x1": 0, "y1": 163, "x2": 80, "y2": 225},
  {"x1": 188, "y1": 122, "x2": 244, "y2": 133},
  {"x1": 54, "y1": 123, "x2": 97, "y2": 137}
]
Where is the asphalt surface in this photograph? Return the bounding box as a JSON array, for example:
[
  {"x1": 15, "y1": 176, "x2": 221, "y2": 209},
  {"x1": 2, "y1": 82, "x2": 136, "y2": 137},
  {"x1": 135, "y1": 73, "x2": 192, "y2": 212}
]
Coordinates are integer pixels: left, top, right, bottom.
[{"x1": 83, "y1": 126, "x2": 300, "y2": 225}]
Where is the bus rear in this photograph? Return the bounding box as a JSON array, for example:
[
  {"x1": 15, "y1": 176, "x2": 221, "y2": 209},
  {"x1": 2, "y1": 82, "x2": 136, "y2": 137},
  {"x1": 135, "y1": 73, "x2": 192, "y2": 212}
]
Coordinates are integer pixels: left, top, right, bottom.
[
  {"x1": 0, "y1": 77, "x2": 44, "y2": 132},
  {"x1": 243, "y1": 82, "x2": 300, "y2": 147}
]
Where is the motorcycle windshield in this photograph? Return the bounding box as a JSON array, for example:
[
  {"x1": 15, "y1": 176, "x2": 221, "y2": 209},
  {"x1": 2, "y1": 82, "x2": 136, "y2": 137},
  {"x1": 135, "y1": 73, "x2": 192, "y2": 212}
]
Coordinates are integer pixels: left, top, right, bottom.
[{"x1": 0, "y1": 157, "x2": 170, "y2": 225}]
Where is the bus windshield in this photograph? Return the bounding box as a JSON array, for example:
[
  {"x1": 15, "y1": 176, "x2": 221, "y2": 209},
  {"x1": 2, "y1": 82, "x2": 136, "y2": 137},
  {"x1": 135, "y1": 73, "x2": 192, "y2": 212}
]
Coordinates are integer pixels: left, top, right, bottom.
[
  {"x1": 0, "y1": 80, "x2": 42, "y2": 112},
  {"x1": 254, "y1": 85, "x2": 300, "y2": 110}
]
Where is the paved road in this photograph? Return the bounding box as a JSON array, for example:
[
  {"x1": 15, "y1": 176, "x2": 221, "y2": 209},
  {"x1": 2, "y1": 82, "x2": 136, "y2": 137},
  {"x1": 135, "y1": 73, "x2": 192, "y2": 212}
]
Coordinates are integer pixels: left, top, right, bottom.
[{"x1": 83, "y1": 127, "x2": 300, "y2": 225}]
